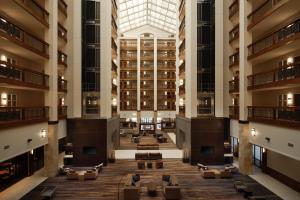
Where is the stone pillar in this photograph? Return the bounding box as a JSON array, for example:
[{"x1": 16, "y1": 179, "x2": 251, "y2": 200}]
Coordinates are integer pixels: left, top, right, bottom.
[
  {"x1": 238, "y1": 123, "x2": 253, "y2": 175},
  {"x1": 153, "y1": 110, "x2": 157, "y2": 123},
  {"x1": 44, "y1": 124, "x2": 59, "y2": 177}
]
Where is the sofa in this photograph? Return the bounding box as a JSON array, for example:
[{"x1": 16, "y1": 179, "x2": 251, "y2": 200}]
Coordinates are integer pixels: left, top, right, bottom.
[
  {"x1": 155, "y1": 160, "x2": 164, "y2": 169},
  {"x1": 162, "y1": 175, "x2": 181, "y2": 200},
  {"x1": 84, "y1": 169, "x2": 98, "y2": 180},
  {"x1": 220, "y1": 169, "x2": 231, "y2": 178},
  {"x1": 124, "y1": 174, "x2": 140, "y2": 200},
  {"x1": 200, "y1": 168, "x2": 215, "y2": 179},
  {"x1": 135, "y1": 153, "x2": 162, "y2": 160},
  {"x1": 66, "y1": 170, "x2": 79, "y2": 180},
  {"x1": 197, "y1": 163, "x2": 208, "y2": 170},
  {"x1": 137, "y1": 143, "x2": 159, "y2": 150}
]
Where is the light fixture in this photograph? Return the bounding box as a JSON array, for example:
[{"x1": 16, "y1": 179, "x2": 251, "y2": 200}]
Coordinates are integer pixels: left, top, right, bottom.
[
  {"x1": 179, "y1": 98, "x2": 184, "y2": 106},
  {"x1": 287, "y1": 93, "x2": 293, "y2": 106},
  {"x1": 262, "y1": 148, "x2": 266, "y2": 153},
  {"x1": 287, "y1": 57, "x2": 294, "y2": 65},
  {"x1": 179, "y1": 79, "x2": 184, "y2": 86},
  {"x1": 0, "y1": 55, "x2": 7, "y2": 62},
  {"x1": 113, "y1": 78, "x2": 117, "y2": 85},
  {"x1": 251, "y1": 128, "x2": 256, "y2": 136},
  {"x1": 30, "y1": 149, "x2": 34, "y2": 155},
  {"x1": 112, "y1": 98, "x2": 117, "y2": 106},
  {"x1": 1, "y1": 93, "x2": 8, "y2": 106},
  {"x1": 61, "y1": 98, "x2": 65, "y2": 106},
  {"x1": 40, "y1": 129, "x2": 47, "y2": 138}
]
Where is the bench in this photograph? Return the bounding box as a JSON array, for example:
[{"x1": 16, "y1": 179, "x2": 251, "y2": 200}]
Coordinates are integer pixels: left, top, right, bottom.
[{"x1": 40, "y1": 186, "x2": 57, "y2": 199}]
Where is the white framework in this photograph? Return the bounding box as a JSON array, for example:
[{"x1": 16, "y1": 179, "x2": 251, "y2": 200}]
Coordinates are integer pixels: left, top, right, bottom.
[{"x1": 119, "y1": 0, "x2": 177, "y2": 34}]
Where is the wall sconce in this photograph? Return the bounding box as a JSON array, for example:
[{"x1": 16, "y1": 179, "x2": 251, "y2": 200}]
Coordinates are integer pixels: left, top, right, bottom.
[
  {"x1": 287, "y1": 93, "x2": 293, "y2": 106},
  {"x1": 0, "y1": 54, "x2": 7, "y2": 62},
  {"x1": 287, "y1": 57, "x2": 294, "y2": 65},
  {"x1": 27, "y1": 139, "x2": 32, "y2": 143},
  {"x1": 112, "y1": 98, "x2": 117, "y2": 106},
  {"x1": 40, "y1": 129, "x2": 47, "y2": 138},
  {"x1": 30, "y1": 149, "x2": 34, "y2": 155},
  {"x1": 179, "y1": 79, "x2": 184, "y2": 86},
  {"x1": 262, "y1": 148, "x2": 266, "y2": 153},
  {"x1": 179, "y1": 98, "x2": 184, "y2": 106},
  {"x1": 112, "y1": 78, "x2": 117, "y2": 85},
  {"x1": 1, "y1": 92, "x2": 8, "y2": 106},
  {"x1": 251, "y1": 128, "x2": 256, "y2": 136}
]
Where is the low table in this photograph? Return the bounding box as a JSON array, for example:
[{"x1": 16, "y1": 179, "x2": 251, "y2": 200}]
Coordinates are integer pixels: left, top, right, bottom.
[
  {"x1": 147, "y1": 182, "x2": 157, "y2": 197},
  {"x1": 40, "y1": 186, "x2": 57, "y2": 199},
  {"x1": 78, "y1": 171, "x2": 85, "y2": 181}
]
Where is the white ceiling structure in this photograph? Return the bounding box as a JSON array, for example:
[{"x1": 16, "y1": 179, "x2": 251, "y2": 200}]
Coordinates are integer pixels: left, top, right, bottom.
[{"x1": 119, "y1": 0, "x2": 177, "y2": 34}]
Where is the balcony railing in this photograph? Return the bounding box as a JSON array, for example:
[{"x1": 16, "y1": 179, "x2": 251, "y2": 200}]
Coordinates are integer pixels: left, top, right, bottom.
[
  {"x1": 229, "y1": 79, "x2": 239, "y2": 93},
  {"x1": 58, "y1": 77, "x2": 67, "y2": 92},
  {"x1": 58, "y1": 23, "x2": 67, "y2": 42},
  {"x1": 229, "y1": 25, "x2": 239, "y2": 43},
  {"x1": 229, "y1": 106, "x2": 239, "y2": 119},
  {"x1": 58, "y1": 50, "x2": 67, "y2": 66},
  {"x1": 248, "y1": 106, "x2": 300, "y2": 128},
  {"x1": 0, "y1": 106, "x2": 49, "y2": 128},
  {"x1": 248, "y1": 64, "x2": 300, "y2": 90},
  {"x1": 14, "y1": 0, "x2": 49, "y2": 26},
  {"x1": 120, "y1": 53, "x2": 137, "y2": 60},
  {"x1": 112, "y1": 84, "x2": 117, "y2": 95},
  {"x1": 179, "y1": 84, "x2": 185, "y2": 95},
  {"x1": 157, "y1": 73, "x2": 176, "y2": 80},
  {"x1": 157, "y1": 41, "x2": 176, "y2": 49},
  {"x1": 157, "y1": 104, "x2": 176, "y2": 111},
  {"x1": 158, "y1": 84, "x2": 176, "y2": 90},
  {"x1": 112, "y1": 105, "x2": 118, "y2": 116},
  {"x1": 157, "y1": 54, "x2": 176, "y2": 60},
  {"x1": 0, "y1": 60, "x2": 49, "y2": 89},
  {"x1": 247, "y1": 0, "x2": 282, "y2": 27},
  {"x1": 229, "y1": 0, "x2": 239, "y2": 19},
  {"x1": 248, "y1": 18, "x2": 300, "y2": 59},
  {"x1": 58, "y1": 0, "x2": 68, "y2": 17},
  {"x1": 58, "y1": 106, "x2": 67, "y2": 119},
  {"x1": 229, "y1": 52, "x2": 239, "y2": 67},
  {"x1": 0, "y1": 15, "x2": 49, "y2": 58},
  {"x1": 120, "y1": 40, "x2": 137, "y2": 49},
  {"x1": 179, "y1": 105, "x2": 185, "y2": 115}
]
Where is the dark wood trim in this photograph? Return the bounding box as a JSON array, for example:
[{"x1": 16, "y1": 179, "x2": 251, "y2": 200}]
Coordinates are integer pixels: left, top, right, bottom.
[
  {"x1": 248, "y1": 117, "x2": 300, "y2": 130},
  {"x1": 0, "y1": 118, "x2": 48, "y2": 130},
  {"x1": 0, "y1": 77, "x2": 49, "y2": 90},
  {"x1": 48, "y1": 121, "x2": 59, "y2": 125},
  {"x1": 239, "y1": 120, "x2": 249, "y2": 124},
  {"x1": 247, "y1": 0, "x2": 287, "y2": 31},
  {"x1": 248, "y1": 77, "x2": 300, "y2": 91},
  {"x1": 12, "y1": 0, "x2": 49, "y2": 28},
  {"x1": 266, "y1": 166, "x2": 300, "y2": 192},
  {"x1": 248, "y1": 21, "x2": 300, "y2": 61}
]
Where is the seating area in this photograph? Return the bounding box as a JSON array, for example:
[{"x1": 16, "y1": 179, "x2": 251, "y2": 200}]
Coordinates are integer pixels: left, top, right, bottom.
[
  {"x1": 62, "y1": 163, "x2": 103, "y2": 181},
  {"x1": 198, "y1": 163, "x2": 232, "y2": 179},
  {"x1": 135, "y1": 152, "x2": 162, "y2": 160},
  {"x1": 137, "y1": 160, "x2": 164, "y2": 169},
  {"x1": 162, "y1": 175, "x2": 181, "y2": 200}
]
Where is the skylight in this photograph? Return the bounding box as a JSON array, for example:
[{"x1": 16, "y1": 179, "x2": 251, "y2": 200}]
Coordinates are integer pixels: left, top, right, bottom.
[{"x1": 119, "y1": 0, "x2": 177, "y2": 34}]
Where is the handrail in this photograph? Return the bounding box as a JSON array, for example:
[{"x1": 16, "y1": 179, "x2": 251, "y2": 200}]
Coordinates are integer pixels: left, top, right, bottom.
[
  {"x1": 0, "y1": 14, "x2": 49, "y2": 58},
  {"x1": 0, "y1": 60, "x2": 49, "y2": 88},
  {"x1": 0, "y1": 106, "x2": 49, "y2": 122},
  {"x1": 58, "y1": 22, "x2": 67, "y2": 42},
  {"x1": 58, "y1": 0, "x2": 68, "y2": 17},
  {"x1": 248, "y1": 18, "x2": 300, "y2": 58},
  {"x1": 229, "y1": 0, "x2": 239, "y2": 18}
]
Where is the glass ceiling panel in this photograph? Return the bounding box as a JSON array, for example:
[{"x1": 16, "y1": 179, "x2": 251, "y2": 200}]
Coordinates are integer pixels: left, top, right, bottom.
[{"x1": 119, "y1": 0, "x2": 177, "y2": 34}]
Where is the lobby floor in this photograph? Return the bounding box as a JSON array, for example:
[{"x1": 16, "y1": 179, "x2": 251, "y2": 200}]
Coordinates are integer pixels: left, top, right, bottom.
[{"x1": 20, "y1": 159, "x2": 281, "y2": 200}]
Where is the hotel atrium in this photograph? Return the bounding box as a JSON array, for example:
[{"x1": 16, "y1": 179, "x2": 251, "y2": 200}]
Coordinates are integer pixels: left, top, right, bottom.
[{"x1": 0, "y1": 0, "x2": 300, "y2": 199}]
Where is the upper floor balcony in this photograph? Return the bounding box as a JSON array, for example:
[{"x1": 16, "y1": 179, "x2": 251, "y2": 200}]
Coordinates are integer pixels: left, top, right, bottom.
[
  {"x1": 112, "y1": 83, "x2": 118, "y2": 96},
  {"x1": 0, "y1": 60, "x2": 49, "y2": 90},
  {"x1": 179, "y1": 0, "x2": 185, "y2": 22},
  {"x1": 229, "y1": 24, "x2": 239, "y2": 44},
  {"x1": 157, "y1": 104, "x2": 176, "y2": 111},
  {"x1": 140, "y1": 53, "x2": 154, "y2": 61},
  {"x1": 0, "y1": 14, "x2": 49, "y2": 60},
  {"x1": 157, "y1": 52, "x2": 176, "y2": 61},
  {"x1": 179, "y1": 84, "x2": 185, "y2": 96},
  {"x1": 248, "y1": 63, "x2": 300, "y2": 91},
  {"x1": 58, "y1": 22, "x2": 67, "y2": 42},
  {"x1": 0, "y1": 106, "x2": 49, "y2": 129},
  {"x1": 157, "y1": 72, "x2": 176, "y2": 80},
  {"x1": 120, "y1": 40, "x2": 137, "y2": 50},
  {"x1": 1, "y1": 0, "x2": 49, "y2": 38},
  {"x1": 158, "y1": 83, "x2": 176, "y2": 90},
  {"x1": 157, "y1": 40, "x2": 176, "y2": 50},
  {"x1": 179, "y1": 105, "x2": 185, "y2": 116},
  {"x1": 229, "y1": 0, "x2": 239, "y2": 20},
  {"x1": 120, "y1": 104, "x2": 137, "y2": 111},
  {"x1": 58, "y1": 50, "x2": 67, "y2": 67},
  {"x1": 120, "y1": 52, "x2": 137, "y2": 60},
  {"x1": 229, "y1": 79, "x2": 239, "y2": 93},
  {"x1": 58, "y1": 0, "x2": 68, "y2": 18},
  {"x1": 247, "y1": 0, "x2": 300, "y2": 34},
  {"x1": 248, "y1": 18, "x2": 300, "y2": 63},
  {"x1": 140, "y1": 40, "x2": 154, "y2": 50},
  {"x1": 58, "y1": 77, "x2": 67, "y2": 92},
  {"x1": 248, "y1": 106, "x2": 300, "y2": 129},
  {"x1": 229, "y1": 51, "x2": 239, "y2": 68}
]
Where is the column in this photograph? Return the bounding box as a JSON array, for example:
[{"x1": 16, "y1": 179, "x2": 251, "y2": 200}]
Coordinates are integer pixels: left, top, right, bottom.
[
  {"x1": 185, "y1": 0, "x2": 197, "y2": 118},
  {"x1": 154, "y1": 36, "x2": 158, "y2": 113},
  {"x1": 44, "y1": 123, "x2": 59, "y2": 177},
  {"x1": 238, "y1": 123, "x2": 253, "y2": 175},
  {"x1": 100, "y1": 0, "x2": 112, "y2": 118},
  {"x1": 215, "y1": 0, "x2": 225, "y2": 117}
]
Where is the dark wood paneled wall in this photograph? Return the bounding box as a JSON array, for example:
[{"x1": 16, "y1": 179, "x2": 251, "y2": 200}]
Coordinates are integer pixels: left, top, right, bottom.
[
  {"x1": 190, "y1": 118, "x2": 225, "y2": 165},
  {"x1": 67, "y1": 118, "x2": 108, "y2": 166}
]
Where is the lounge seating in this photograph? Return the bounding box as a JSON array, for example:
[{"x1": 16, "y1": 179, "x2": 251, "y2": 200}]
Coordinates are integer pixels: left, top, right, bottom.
[
  {"x1": 135, "y1": 153, "x2": 162, "y2": 160},
  {"x1": 137, "y1": 143, "x2": 159, "y2": 150},
  {"x1": 200, "y1": 168, "x2": 215, "y2": 179},
  {"x1": 157, "y1": 136, "x2": 167, "y2": 143},
  {"x1": 124, "y1": 174, "x2": 140, "y2": 200},
  {"x1": 66, "y1": 170, "x2": 79, "y2": 180},
  {"x1": 84, "y1": 169, "x2": 98, "y2": 180},
  {"x1": 220, "y1": 169, "x2": 231, "y2": 178},
  {"x1": 94, "y1": 163, "x2": 103, "y2": 173},
  {"x1": 225, "y1": 165, "x2": 238, "y2": 173},
  {"x1": 197, "y1": 163, "x2": 208, "y2": 170},
  {"x1": 162, "y1": 175, "x2": 181, "y2": 200}
]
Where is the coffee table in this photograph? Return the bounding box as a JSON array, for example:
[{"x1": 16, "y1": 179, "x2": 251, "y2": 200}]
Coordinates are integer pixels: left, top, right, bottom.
[{"x1": 147, "y1": 182, "x2": 157, "y2": 197}]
